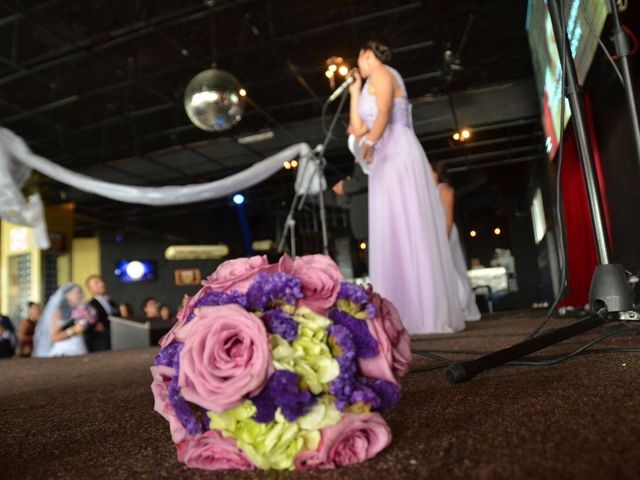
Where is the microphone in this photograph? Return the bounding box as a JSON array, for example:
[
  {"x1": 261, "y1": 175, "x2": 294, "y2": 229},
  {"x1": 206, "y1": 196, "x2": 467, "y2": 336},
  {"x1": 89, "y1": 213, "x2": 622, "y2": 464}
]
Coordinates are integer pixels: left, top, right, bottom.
[{"x1": 327, "y1": 75, "x2": 356, "y2": 103}]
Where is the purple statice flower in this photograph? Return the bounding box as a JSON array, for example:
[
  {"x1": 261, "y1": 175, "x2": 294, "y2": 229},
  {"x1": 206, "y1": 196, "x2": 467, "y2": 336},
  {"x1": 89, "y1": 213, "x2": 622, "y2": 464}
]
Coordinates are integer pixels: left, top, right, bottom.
[
  {"x1": 157, "y1": 341, "x2": 207, "y2": 435},
  {"x1": 264, "y1": 309, "x2": 298, "y2": 342},
  {"x1": 246, "y1": 272, "x2": 303, "y2": 311},
  {"x1": 329, "y1": 310, "x2": 378, "y2": 359},
  {"x1": 328, "y1": 325, "x2": 358, "y2": 411},
  {"x1": 168, "y1": 375, "x2": 208, "y2": 435},
  {"x1": 223, "y1": 290, "x2": 249, "y2": 308},
  {"x1": 338, "y1": 282, "x2": 369, "y2": 305},
  {"x1": 252, "y1": 370, "x2": 315, "y2": 423},
  {"x1": 359, "y1": 378, "x2": 401, "y2": 412},
  {"x1": 336, "y1": 282, "x2": 377, "y2": 320},
  {"x1": 184, "y1": 289, "x2": 249, "y2": 323},
  {"x1": 154, "y1": 341, "x2": 183, "y2": 369},
  {"x1": 194, "y1": 290, "x2": 248, "y2": 310},
  {"x1": 349, "y1": 383, "x2": 382, "y2": 411}
]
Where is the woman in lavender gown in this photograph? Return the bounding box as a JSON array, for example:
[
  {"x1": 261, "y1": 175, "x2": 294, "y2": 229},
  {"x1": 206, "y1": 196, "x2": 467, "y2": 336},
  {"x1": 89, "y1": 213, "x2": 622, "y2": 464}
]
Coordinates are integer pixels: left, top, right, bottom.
[{"x1": 348, "y1": 41, "x2": 464, "y2": 334}]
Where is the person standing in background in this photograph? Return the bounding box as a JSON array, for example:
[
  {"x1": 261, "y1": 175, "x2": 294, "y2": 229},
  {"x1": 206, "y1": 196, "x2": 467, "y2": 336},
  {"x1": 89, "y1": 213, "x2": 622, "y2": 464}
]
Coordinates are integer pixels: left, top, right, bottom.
[
  {"x1": 86, "y1": 275, "x2": 117, "y2": 351},
  {"x1": 432, "y1": 165, "x2": 481, "y2": 322},
  {"x1": 333, "y1": 144, "x2": 369, "y2": 274},
  {"x1": 18, "y1": 302, "x2": 41, "y2": 357}
]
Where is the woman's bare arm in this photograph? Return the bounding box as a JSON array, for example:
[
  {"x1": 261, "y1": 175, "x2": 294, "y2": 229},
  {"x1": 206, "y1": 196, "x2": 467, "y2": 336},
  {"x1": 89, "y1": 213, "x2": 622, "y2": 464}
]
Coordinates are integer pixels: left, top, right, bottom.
[{"x1": 439, "y1": 184, "x2": 456, "y2": 237}]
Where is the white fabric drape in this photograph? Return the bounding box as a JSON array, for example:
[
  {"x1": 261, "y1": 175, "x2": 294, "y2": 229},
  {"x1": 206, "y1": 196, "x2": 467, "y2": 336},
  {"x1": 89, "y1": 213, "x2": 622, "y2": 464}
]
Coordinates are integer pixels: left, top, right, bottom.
[{"x1": 0, "y1": 127, "x2": 311, "y2": 249}]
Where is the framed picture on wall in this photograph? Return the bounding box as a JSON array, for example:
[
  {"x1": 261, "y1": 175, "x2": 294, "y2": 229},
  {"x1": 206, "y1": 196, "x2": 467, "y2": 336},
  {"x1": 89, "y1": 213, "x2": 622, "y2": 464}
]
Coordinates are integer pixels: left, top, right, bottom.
[{"x1": 174, "y1": 268, "x2": 201, "y2": 286}]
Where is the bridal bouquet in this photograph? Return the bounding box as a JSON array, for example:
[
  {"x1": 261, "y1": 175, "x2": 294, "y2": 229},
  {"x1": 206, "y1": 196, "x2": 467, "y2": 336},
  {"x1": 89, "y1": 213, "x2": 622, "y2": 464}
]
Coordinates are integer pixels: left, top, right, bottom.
[
  {"x1": 151, "y1": 254, "x2": 411, "y2": 471},
  {"x1": 71, "y1": 303, "x2": 98, "y2": 326}
]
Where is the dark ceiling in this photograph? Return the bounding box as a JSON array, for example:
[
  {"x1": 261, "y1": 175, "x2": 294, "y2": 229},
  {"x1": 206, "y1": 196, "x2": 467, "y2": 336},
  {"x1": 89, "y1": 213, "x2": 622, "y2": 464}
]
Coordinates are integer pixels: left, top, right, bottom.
[{"x1": 0, "y1": 0, "x2": 542, "y2": 244}]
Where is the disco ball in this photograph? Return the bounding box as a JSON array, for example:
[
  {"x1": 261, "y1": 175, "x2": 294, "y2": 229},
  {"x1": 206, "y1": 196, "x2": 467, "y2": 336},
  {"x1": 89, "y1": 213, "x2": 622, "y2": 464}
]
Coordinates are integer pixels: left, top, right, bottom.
[{"x1": 184, "y1": 69, "x2": 245, "y2": 132}]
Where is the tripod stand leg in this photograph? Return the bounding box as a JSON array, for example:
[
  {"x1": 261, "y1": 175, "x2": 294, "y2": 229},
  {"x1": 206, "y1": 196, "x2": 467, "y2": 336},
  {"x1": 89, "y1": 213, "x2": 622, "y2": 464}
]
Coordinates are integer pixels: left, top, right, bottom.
[
  {"x1": 277, "y1": 194, "x2": 301, "y2": 254},
  {"x1": 446, "y1": 313, "x2": 609, "y2": 384}
]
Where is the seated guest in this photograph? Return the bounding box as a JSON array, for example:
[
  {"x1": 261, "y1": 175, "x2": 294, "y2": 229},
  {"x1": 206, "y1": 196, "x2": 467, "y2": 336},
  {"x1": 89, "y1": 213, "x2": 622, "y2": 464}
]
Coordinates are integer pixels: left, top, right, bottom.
[
  {"x1": 142, "y1": 297, "x2": 160, "y2": 319},
  {"x1": 18, "y1": 302, "x2": 41, "y2": 357},
  {"x1": 86, "y1": 275, "x2": 117, "y2": 351},
  {"x1": 0, "y1": 315, "x2": 17, "y2": 359},
  {"x1": 118, "y1": 303, "x2": 134, "y2": 319},
  {"x1": 159, "y1": 304, "x2": 173, "y2": 322}
]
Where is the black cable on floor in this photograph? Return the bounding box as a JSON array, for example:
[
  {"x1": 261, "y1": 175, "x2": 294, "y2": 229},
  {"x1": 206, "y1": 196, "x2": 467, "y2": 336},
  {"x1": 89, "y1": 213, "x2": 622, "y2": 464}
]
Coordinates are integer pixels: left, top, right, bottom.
[{"x1": 410, "y1": 324, "x2": 640, "y2": 371}]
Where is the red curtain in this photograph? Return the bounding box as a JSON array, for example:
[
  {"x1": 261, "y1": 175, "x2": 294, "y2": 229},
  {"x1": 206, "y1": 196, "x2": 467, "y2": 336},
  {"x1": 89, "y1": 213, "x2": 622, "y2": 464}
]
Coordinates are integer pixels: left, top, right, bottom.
[{"x1": 558, "y1": 97, "x2": 611, "y2": 307}]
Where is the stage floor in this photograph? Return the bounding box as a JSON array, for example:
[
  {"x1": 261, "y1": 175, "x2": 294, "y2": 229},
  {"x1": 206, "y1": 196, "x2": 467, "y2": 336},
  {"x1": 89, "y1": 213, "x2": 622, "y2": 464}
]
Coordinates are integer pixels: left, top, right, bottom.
[{"x1": 2, "y1": 311, "x2": 639, "y2": 479}]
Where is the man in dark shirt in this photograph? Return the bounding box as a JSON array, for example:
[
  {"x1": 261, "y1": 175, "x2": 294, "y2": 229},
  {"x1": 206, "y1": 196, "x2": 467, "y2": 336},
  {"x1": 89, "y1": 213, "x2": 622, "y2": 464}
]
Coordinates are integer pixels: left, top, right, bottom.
[{"x1": 86, "y1": 275, "x2": 117, "y2": 351}]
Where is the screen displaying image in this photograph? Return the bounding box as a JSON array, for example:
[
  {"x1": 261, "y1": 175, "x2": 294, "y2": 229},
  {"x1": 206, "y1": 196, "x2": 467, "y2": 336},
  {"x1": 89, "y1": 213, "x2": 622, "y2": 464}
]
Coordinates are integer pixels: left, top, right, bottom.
[
  {"x1": 526, "y1": 0, "x2": 608, "y2": 159},
  {"x1": 114, "y1": 259, "x2": 157, "y2": 283}
]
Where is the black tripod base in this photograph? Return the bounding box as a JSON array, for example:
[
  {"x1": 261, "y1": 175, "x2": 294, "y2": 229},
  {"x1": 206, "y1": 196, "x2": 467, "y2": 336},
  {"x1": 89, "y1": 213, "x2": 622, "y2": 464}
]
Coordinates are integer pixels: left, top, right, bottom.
[{"x1": 446, "y1": 313, "x2": 609, "y2": 384}]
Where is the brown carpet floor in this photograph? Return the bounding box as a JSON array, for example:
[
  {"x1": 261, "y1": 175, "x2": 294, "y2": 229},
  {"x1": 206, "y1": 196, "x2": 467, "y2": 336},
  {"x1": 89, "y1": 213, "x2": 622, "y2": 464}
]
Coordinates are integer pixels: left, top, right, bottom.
[{"x1": 2, "y1": 311, "x2": 640, "y2": 479}]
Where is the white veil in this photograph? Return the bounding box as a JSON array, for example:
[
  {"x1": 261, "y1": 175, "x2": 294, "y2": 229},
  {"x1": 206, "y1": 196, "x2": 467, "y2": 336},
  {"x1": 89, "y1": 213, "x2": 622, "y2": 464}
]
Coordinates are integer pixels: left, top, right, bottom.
[{"x1": 33, "y1": 283, "x2": 79, "y2": 358}]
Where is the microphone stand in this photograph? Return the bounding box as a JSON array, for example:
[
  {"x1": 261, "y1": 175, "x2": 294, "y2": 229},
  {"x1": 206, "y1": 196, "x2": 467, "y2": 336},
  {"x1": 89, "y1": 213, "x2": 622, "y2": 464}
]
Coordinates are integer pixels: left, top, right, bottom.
[
  {"x1": 277, "y1": 89, "x2": 349, "y2": 256},
  {"x1": 446, "y1": 0, "x2": 638, "y2": 384}
]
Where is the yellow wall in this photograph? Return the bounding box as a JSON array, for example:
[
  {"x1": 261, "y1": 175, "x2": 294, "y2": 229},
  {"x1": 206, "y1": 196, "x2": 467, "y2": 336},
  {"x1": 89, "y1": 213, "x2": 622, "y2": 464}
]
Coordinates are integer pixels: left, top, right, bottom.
[
  {"x1": 71, "y1": 237, "x2": 101, "y2": 298},
  {"x1": 0, "y1": 221, "x2": 41, "y2": 316},
  {"x1": 0, "y1": 204, "x2": 75, "y2": 315}
]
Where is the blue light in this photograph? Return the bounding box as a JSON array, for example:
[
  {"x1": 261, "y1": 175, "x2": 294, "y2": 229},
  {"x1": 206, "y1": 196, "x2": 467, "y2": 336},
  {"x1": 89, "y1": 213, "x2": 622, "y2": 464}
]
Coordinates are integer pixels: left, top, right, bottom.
[{"x1": 233, "y1": 194, "x2": 245, "y2": 205}]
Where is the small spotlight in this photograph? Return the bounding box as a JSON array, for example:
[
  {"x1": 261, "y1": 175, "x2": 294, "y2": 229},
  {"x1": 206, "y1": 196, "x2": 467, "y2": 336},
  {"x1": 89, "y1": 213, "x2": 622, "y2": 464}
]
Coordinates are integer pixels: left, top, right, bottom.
[
  {"x1": 461, "y1": 128, "x2": 471, "y2": 139},
  {"x1": 338, "y1": 65, "x2": 349, "y2": 76},
  {"x1": 494, "y1": 227, "x2": 502, "y2": 236},
  {"x1": 283, "y1": 161, "x2": 292, "y2": 170},
  {"x1": 453, "y1": 132, "x2": 461, "y2": 141},
  {"x1": 329, "y1": 64, "x2": 337, "y2": 72},
  {"x1": 291, "y1": 159, "x2": 298, "y2": 168},
  {"x1": 239, "y1": 88, "x2": 247, "y2": 97},
  {"x1": 470, "y1": 230, "x2": 477, "y2": 238},
  {"x1": 359, "y1": 242, "x2": 367, "y2": 250},
  {"x1": 232, "y1": 194, "x2": 245, "y2": 205},
  {"x1": 325, "y1": 70, "x2": 334, "y2": 78}
]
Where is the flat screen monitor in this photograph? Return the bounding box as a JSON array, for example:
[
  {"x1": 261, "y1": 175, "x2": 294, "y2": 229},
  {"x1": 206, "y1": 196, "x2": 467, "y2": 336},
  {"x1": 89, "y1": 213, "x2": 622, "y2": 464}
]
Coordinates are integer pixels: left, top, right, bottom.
[
  {"x1": 526, "y1": 0, "x2": 608, "y2": 159},
  {"x1": 114, "y1": 259, "x2": 157, "y2": 283}
]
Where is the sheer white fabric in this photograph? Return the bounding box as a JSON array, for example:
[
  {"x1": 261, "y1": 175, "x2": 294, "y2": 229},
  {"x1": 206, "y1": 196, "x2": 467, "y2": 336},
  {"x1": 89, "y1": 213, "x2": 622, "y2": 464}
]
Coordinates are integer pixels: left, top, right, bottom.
[{"x1": 0, "y1": 127, "x2": 311, "y2": 249}]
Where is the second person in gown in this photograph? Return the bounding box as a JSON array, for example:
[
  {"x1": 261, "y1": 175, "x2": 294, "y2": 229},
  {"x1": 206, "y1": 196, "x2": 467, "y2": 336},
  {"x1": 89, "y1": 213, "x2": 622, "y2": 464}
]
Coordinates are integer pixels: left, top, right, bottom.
[{"x1": 348, "y1": 41, "x2": 464, "y2": 334}]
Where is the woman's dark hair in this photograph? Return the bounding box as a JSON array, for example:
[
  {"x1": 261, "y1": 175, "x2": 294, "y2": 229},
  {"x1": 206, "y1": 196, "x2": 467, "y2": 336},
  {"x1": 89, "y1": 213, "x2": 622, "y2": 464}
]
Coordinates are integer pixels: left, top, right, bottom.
[{"x1": 360, "y1": 40, "x2": 392, "y2": 63}]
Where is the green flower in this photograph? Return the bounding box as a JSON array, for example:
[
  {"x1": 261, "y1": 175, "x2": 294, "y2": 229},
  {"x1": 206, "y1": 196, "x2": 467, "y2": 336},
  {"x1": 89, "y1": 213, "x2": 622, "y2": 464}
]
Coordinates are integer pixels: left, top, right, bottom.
[
  {"x1": 207, "y1": 398, "x2": 341, "y2": 470},
  {"x1": 271, "y1": 310, "x2": 340, "y2": 395},
  {"x1": 336, "y1": 298, "x2": 369, "y2": 320}
]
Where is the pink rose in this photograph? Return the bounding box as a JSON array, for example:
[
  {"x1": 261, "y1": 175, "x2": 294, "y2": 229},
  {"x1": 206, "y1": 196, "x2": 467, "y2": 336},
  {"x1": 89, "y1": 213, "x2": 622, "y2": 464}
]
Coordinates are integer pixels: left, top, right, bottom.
[
  {"x1": 288, "y1": 255, "x2": 343, "y2": 314},
  {"x1": 359, "y1": 289, "x2": 412, "y2": 380},
  {"x1": 294, "y1": 413, "x2": 392, "y2": 470},
  {"x1": 176, "y1": 304, "x2": 272, "y2": 412},
  {"x1": 150, "y1": 365, "x2": 188, "y2": 444},
  {"x1": 177, "y1": 430, "x2": 254, "y2": 471},
  {"x1": 202, "y1": 255, "x2": 275, "y2": 293},
  {"x1": 159, "y1": 294, "x2": 192, "y2": 348}
]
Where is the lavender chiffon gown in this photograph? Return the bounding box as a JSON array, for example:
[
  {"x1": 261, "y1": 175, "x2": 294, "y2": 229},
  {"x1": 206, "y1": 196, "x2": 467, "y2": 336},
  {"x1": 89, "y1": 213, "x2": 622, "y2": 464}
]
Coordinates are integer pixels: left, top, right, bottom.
[{"x1": 360, "y1": 67, "x2": 464, "y2": 334}]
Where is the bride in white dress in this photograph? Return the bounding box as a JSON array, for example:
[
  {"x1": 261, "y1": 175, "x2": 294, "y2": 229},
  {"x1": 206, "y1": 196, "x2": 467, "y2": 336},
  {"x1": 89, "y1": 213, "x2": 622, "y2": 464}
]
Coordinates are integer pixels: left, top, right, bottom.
[
  {"x1": 33, "y1": 283, "x2": 87, "y2": 357},
  {"x1": 433, "y1": 167, "x2": 481, "y2": 322}
]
